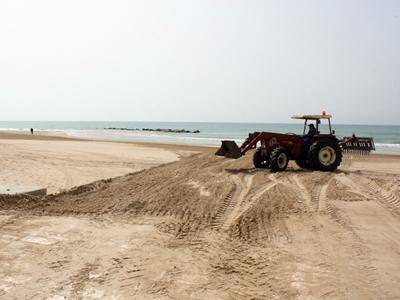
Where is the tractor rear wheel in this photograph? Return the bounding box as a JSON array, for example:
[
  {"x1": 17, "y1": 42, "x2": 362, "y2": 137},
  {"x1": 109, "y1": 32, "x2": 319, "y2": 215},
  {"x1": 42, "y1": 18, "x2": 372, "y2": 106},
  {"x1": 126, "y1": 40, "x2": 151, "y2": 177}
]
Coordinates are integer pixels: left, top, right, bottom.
[
  {"x1": 270, "y1": 147, "x2": 289, "y2": 172},
  {"x1": 253, "y1": 147, "x2": 269, "y2": 168},
  {"x1": 309, "y1": 139, "x2": 342, "y2": 171}
]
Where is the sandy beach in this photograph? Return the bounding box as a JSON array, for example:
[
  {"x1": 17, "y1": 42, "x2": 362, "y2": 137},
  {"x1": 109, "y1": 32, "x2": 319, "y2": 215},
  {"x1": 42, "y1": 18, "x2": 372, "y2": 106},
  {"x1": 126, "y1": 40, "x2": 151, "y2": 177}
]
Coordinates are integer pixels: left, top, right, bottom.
[
  {"x1": 0, "y1": 131, "x2": 203, "y2": 194},
  {"x1": 1, "y1": 132, "x2": 400, "y2": 299}
]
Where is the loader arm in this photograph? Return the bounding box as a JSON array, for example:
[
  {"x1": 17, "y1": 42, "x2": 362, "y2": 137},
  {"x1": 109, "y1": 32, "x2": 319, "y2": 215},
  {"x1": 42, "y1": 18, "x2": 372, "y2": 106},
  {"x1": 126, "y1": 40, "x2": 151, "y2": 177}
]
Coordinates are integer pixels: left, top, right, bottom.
[
  {"x1": 240, "y1": 132, "x2": 264, "y2": 154},
  {"x1": 215, "y1": 132, "x2": 264, "y2": 159}
]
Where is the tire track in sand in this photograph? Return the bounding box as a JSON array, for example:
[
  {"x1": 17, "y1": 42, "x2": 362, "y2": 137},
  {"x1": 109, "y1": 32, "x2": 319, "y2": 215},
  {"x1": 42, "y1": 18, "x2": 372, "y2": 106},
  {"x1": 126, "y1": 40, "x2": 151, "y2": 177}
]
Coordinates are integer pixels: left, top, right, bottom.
[
  {"x1": 291, "y1": 173, "x2": 383, "y2": 297},
  {"x1": 292, "y1": 173, "x2": 333, "y2": 212},
  {"x1": 219, "y1": 174, "x2": 287, "y2": 233},
  {"x1": 317, "y1": 176, "x2": 334, "y2": 213},
  {"x1": 221, "y1": 175, "x2": 253, "y2": 231},
  {"x1": 292, "y1": 175, "x2": 312, "y2": 208},
  {"x1": 210, "y1": 175, "x2": 254, "y2": 232},
  {"x1": 223, "y1": 174, "x2": 278, "y2": 232},
  {"x1": 313, "y1": 174, "x2": 335, "y2": 213},
  {"x1": 339, "y1": 174, "x2": 400, "y2": 218},
  {"x1": 363, "y1": 177, "x2": 400, "y2": 217},
  {"x1": 322, "y1": 174, "x2": 384, "y2": 295},
  {"x1": 211, "y1": 181, "x2": 238, "y2": 229}
]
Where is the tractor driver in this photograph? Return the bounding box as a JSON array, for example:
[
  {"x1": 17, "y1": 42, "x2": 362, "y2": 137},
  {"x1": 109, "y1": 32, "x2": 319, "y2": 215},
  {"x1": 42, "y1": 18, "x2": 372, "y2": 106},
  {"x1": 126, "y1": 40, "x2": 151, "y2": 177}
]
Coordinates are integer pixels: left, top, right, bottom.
[
  {"x1": 305, "y1": 123, "x2": 317, "y2": 139},
  {"x1": 303, "y1": 123, "x2": 317, "y2": 151}
]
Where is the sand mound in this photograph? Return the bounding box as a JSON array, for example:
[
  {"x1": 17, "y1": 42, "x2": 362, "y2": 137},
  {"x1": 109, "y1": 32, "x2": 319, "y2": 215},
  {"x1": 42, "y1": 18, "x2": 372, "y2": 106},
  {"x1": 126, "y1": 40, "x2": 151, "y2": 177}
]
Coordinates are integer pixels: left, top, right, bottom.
[
  {"x1": 2, "y1": 153, "x2": 305, "y2": 243},
  {"x1": 3, "y1": 152, "x2": 399, "y2": 242}
]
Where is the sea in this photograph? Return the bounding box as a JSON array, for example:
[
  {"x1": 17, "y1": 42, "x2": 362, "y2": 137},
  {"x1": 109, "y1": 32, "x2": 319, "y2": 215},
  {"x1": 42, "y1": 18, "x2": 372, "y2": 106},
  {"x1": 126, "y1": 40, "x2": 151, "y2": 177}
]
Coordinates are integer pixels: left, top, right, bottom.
[{"x1": 1, "y1": 121, "x2": 399, "y2": 154}]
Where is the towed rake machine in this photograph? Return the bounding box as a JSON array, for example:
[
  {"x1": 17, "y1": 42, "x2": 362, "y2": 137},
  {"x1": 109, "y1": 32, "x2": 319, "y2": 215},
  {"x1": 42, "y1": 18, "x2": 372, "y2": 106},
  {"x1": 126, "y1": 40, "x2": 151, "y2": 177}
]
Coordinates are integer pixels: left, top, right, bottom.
[
  {"x1": 216, "y1": 113, "x2": 375, "y2": 172},
  {"x1": 340, "y1": 135, "x2": 375, "y2": 155}
]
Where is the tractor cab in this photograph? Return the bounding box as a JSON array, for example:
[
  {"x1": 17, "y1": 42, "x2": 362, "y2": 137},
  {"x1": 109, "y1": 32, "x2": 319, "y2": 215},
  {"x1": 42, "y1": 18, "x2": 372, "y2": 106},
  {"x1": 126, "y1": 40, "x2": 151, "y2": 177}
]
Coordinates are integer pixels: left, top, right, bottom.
[{"x1": 291, "y1": 113, "x2": 335, "y2": 136}]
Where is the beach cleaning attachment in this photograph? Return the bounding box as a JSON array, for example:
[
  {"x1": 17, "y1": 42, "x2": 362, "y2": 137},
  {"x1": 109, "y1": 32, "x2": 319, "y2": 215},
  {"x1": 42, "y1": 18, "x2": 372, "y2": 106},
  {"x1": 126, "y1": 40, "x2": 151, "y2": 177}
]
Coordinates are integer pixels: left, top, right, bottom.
[{"x1": 339, "y1": 135, "x2": 375, "y2": 155}]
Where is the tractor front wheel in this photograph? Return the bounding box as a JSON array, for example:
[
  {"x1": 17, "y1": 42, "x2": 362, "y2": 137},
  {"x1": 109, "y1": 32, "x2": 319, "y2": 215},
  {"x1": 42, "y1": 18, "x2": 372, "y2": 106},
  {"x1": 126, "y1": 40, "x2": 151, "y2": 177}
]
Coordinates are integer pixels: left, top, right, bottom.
[
  {"x1": 270, "y1": 147, "x2": 289, "y2": 172},
  {"x1": 309, "y1": 139, "x2": 342, "y2": 171},
  {"x1": 253, "y1": 147, "x2": 269, "y2": 168}
]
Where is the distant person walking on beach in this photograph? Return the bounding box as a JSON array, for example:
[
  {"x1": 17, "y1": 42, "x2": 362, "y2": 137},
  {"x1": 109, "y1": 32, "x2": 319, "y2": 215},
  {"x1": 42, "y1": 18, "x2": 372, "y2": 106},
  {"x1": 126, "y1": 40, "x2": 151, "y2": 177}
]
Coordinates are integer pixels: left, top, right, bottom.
[{"x1": 30, "y1": 128, "x2": 34, "y2": 135}]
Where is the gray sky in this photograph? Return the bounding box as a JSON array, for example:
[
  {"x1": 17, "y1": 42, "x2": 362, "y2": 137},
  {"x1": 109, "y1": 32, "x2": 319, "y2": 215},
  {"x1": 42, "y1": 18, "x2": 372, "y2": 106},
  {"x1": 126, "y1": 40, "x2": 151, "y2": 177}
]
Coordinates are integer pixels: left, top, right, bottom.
[{"x1": 1, "y1": 0, "x2": 399, "y2": 124}]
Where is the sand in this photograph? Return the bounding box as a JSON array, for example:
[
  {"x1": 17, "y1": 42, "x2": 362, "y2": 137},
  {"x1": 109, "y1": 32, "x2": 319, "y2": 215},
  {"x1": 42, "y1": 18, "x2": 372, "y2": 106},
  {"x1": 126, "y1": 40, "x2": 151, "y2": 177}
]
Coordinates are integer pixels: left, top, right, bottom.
[
  {"x1": 0, "y1": 132, "x2": 185, "y2": 194},
  {"x1": 1, "y1": 132, "x2": 400, "y2": 299}
]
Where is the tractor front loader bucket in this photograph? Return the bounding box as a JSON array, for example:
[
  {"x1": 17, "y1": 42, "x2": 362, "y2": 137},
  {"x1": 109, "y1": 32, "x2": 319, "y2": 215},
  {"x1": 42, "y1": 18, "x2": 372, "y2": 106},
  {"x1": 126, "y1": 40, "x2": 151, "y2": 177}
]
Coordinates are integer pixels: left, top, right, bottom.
[
  {"x1": 340, "y1": 135, "x2": 375, "y2": 155},
  {"x1": 215, "y1": 140, "x2": 242, "y2": 159}
]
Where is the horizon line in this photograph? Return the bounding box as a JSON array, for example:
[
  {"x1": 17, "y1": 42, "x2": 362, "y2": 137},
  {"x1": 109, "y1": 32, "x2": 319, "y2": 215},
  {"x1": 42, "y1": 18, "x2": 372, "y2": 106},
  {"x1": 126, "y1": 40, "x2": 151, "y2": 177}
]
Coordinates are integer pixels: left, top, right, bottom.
[{"x1": 0, "y1": 120, "x2": 399, "y2": 126}]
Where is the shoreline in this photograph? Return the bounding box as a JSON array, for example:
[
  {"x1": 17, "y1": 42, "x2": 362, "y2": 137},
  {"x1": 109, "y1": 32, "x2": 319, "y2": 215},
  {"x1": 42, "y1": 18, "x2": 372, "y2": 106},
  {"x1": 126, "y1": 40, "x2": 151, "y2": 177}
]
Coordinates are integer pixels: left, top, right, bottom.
[{"x1": 0, "y1": 130, "x2": 214, "y2": 153}]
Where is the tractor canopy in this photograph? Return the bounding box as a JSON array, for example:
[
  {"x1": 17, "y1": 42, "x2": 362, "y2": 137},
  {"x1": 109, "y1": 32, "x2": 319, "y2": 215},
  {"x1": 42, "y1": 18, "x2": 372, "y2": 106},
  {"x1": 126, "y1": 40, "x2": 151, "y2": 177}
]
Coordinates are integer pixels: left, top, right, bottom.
[
  {"x1": 292, "y1": 113, "x2": 334, "y2": 135},
  {"x1": 291, "y1": 114, "x2": 332, "y2": 120}
]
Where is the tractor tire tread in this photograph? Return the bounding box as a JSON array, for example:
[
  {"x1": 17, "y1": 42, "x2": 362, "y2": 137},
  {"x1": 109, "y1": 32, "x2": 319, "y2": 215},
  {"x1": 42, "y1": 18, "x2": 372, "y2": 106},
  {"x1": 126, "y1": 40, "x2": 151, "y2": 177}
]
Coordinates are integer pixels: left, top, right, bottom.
[
  {"x1": 253, "y1": 147, "x2": 268, "y2": 168},
  {"x1": 309, "y1": 139, "x2": 342, "y2": 171},
  {"x1": 270, "y1": 147, "x2": 289, "y2": 172}
]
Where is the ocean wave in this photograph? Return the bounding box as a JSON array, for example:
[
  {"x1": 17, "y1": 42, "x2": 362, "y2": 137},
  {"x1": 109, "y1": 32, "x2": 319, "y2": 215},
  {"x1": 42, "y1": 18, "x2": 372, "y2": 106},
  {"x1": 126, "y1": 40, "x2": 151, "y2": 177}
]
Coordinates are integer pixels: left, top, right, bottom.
[
  {"x1": 0, "y1": 127, "x2": 26, "y2": 131},
  {"x1": 375, "y1": 143, "x2": 400, "y2": 148},
  {"x1": 0, "y1": 127, "x2": 65, "y2": 132}
]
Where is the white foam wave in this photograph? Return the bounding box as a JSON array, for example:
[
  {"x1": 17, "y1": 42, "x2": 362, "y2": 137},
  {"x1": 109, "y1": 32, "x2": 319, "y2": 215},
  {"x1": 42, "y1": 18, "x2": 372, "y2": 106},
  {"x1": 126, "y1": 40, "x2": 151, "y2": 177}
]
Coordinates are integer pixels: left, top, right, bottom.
[{"x1": 375, "y1": 143, "x2": 400, "y2": 148}]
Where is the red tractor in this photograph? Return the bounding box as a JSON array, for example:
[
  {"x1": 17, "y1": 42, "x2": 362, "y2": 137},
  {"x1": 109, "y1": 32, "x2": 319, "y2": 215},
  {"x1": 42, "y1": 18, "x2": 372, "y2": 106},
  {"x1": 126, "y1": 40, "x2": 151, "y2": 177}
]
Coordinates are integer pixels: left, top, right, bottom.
[{"x1": 216, "y1": 114, "x2": 375, "y2": 172}]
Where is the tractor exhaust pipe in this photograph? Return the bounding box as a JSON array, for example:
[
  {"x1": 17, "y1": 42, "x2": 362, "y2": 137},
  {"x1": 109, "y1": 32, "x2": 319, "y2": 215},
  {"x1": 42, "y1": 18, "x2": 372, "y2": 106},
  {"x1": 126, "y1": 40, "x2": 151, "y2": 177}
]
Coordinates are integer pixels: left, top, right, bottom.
[{"x1": 215, "y1": 140, "x2": 242, "y2": 159}]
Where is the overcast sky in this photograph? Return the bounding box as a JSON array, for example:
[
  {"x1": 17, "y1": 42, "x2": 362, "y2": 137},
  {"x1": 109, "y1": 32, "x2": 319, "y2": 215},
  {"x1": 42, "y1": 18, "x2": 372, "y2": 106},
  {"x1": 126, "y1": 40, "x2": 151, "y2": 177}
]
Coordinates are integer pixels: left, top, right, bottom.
[{"x1": 1, "y1": 0, "x2": 399, "y2": 124}]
